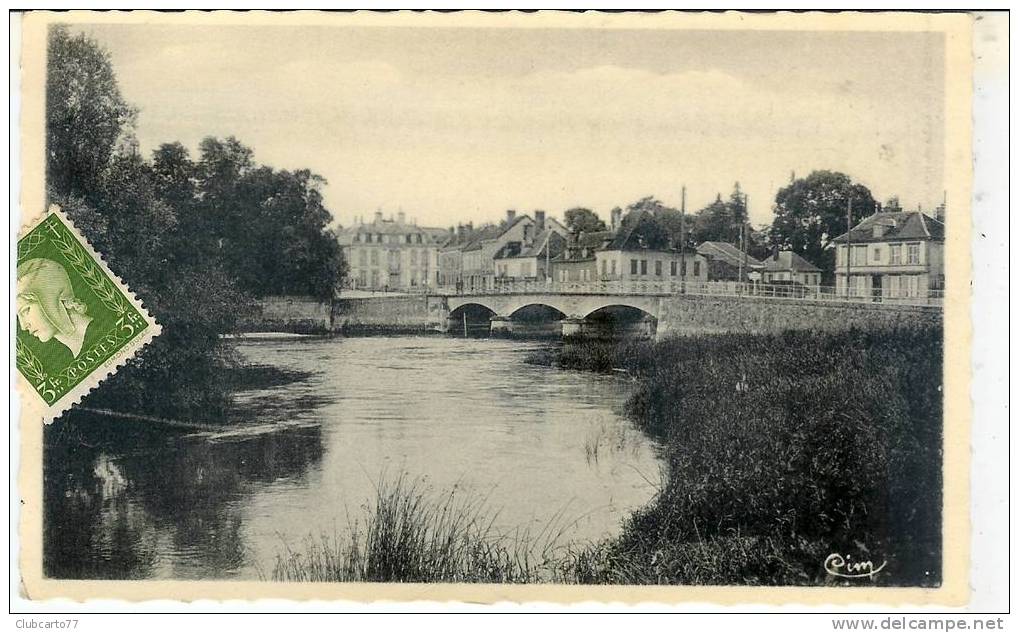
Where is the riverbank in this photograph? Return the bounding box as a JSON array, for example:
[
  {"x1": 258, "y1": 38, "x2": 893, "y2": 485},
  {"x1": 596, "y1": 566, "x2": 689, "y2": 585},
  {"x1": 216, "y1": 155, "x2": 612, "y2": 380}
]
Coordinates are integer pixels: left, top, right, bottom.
[
  {"x1": 531, "y1": 326, "x2": 944, "y2": 585},
  {"x1": 271, "y1": 326, "x2": 943, "y2": 585}
]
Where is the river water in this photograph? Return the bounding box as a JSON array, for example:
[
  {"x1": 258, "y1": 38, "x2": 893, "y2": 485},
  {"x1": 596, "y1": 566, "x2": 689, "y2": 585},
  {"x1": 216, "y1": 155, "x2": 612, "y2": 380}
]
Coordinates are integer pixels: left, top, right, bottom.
[{"x1": 43, "y1": 336, "x2": 664, "y2": 580}]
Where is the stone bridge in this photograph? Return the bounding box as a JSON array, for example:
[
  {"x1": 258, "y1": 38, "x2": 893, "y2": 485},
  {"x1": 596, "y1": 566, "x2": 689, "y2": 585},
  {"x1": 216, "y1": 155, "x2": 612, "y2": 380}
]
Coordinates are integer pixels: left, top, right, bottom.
[
  {"x1": 446, "y1": 293, "x2": 663, "y2": 321},
  {"x1": 436, "y1": 289, "x2": 942, "y2": 339},
  {"x1": 444, "y1": 292, "x2": 663, "y2": 337}
]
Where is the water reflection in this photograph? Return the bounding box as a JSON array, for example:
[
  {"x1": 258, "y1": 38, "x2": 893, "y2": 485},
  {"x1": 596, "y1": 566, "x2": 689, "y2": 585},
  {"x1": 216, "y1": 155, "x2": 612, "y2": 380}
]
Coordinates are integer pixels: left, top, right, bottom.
[
  {"x1": 44, "y1": 336, "x2": 662, "y2": 580},
  {"x1": 44, "y1": 416, "x2": 323, "y2": 579}
]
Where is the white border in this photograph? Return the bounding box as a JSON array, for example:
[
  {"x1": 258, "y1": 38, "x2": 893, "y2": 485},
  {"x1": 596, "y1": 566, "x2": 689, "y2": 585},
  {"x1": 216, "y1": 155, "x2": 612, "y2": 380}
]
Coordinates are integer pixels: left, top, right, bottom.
[{"x1": 5, "y1": 4, "x2": 1009, "y2": 620}]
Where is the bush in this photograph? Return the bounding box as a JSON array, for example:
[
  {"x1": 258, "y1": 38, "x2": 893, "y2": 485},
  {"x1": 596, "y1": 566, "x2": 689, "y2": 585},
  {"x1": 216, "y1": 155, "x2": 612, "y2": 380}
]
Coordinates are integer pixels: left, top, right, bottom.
[
  {"x1": 529, "y1": 327, "x2": 943, "y2": 585},
  {"x1": 607, "y1": 327, "x2": 944, "y2": 585}
]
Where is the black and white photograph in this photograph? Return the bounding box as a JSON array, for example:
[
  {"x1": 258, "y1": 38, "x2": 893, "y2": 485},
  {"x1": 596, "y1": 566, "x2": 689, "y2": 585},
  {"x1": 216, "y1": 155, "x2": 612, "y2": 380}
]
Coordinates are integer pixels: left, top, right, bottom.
[{"x1": 11, "y1": 9, "x2": 994, "y2": 612}]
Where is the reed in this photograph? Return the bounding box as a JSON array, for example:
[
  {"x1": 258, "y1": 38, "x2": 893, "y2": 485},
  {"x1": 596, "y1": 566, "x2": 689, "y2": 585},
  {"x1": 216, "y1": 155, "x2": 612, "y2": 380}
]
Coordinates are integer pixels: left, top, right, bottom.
[{"x1": 270, "y1": 473, "x2": 590, "y2": 583}]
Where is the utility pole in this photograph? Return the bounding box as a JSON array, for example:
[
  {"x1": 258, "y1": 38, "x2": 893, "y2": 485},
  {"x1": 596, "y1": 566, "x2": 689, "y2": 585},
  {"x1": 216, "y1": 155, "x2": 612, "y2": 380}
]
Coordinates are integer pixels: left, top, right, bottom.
[
  {"x1": 545, "y1": 231, "x2": 551, "y2": 286},
  {"x1": 739, "y1": 194, "x2": 749, "y2": 295},
  {"x1": 680, "y1": 185, "x2": 686, "y2": 294},
  {"x1": 845, "y1": 197, "x2": 853, "y2": 299}
]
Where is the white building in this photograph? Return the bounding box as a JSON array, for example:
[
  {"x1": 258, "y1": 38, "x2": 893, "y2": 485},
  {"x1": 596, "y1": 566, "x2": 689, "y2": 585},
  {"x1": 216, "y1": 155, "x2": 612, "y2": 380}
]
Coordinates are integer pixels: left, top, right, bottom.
[{"x1": 337, "y1": 211, "x2": 449, "y2": 291}]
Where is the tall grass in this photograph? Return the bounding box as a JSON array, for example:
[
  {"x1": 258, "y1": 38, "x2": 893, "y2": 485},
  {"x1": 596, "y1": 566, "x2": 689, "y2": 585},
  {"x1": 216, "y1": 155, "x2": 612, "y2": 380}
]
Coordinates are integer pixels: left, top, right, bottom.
[{"x1": 270, "y1": 474, "x2": 591, "y2": 583}]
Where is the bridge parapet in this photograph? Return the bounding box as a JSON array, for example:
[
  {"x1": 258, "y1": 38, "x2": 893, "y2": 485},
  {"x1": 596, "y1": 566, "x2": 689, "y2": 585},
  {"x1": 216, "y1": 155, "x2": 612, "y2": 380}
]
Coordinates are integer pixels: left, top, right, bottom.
[{"x1": 433, "y1": 279, "x2": 944, "y2": 308}]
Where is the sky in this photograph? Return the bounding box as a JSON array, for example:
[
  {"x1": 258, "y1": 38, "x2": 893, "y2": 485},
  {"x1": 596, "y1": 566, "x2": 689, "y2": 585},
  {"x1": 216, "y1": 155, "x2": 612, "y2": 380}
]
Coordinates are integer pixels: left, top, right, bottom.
[{"x1": 74, "y1": 23, "x2": 946, "y2": 229}]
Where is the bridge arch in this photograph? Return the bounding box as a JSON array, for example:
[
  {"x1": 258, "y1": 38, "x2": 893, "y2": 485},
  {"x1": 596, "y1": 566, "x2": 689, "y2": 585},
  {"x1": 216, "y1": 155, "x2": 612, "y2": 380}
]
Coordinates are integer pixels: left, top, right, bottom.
[
  {"x1": 448, "y1": 302, "x2": 497, "y2": 321},
  {"x1": 582, "y1": 303, "x2": 657, "y2": 322},
  {"x1": 443, "y1": 293, "x2": 662, "y2": 332},
  {"x1": 582, "y1": 304, "x2": 658, "y2": 339},
  {"x1": 508, "y1": 303, "x2": 568, "y2": 321}
]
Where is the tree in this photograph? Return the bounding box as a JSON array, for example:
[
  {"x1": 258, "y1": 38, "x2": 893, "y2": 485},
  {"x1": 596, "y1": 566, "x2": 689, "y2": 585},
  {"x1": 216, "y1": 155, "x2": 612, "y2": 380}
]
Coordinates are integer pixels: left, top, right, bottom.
[
  {"x1": 46, "y1": 26, "x2": 137, "y2": 202},
  {"x1": 770, "y1": 170, "x2": 877, "y2": 277},
  {"x1": 689, "y1": 183, "x2": 749, "y2": 245},
  {"x1": 563, "y1": 207, "x2": 606, "y2": 233},
  {"x1": 42, "y1": 28, "x2": 345, "y2": 419},
  {"x1": 623, "y1": 197, "x2": 673, "y2": 249}
]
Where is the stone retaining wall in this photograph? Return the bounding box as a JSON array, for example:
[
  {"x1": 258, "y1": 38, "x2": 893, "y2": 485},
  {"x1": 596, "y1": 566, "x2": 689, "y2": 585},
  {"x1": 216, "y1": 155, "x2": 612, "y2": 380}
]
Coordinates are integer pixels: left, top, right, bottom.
[
  {"x1": 239, "y1": 295, "x2": 331, "y2": 334},
  {"x1": 657, "y1": 295, "x2": 942, "y2": 337},
  {"x1": 331, "y1": 295, "x2": 446, "y2": 333}
]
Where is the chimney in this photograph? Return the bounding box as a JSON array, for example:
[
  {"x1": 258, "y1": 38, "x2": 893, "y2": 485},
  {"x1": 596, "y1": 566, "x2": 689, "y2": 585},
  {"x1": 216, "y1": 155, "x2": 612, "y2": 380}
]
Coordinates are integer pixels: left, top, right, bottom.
[
  {"x1": 535, "y1": 210, "x2": 546, "y2": 232},
  {"x1": 374, "y1": 211, "x2": 383, "y2": 223},
  {"x1": 611, "y1": 207, "x2": 623, "y2": 231},
  {"x1": 398, "y1": 211, "x2": 406, "y2": 224},
  {"x1": 506, "y1": 209, "x2": 516, "y2": 225},
  {"x1": 456, "y1": 223, "x2": 465, "y2": 240}
]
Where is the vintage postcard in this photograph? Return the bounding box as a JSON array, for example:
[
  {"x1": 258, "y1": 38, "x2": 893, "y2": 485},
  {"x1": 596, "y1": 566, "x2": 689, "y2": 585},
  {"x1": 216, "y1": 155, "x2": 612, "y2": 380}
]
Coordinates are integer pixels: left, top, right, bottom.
[{"x1": 15, "y1": 10, "x2": 973, "y2": 606}]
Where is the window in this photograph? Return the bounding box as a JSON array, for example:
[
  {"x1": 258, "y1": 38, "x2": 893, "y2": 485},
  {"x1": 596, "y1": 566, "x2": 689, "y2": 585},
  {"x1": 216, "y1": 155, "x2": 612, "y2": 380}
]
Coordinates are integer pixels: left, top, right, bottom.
[
  {"x1": 600, "y1": 259, "x2": 607, "y2": 276},
  {"x1": 872, "y1": 247, "x2": 882, "y2": 263},
  {"x1": 370, "y1": 250, "x2": 379, "y2": 265},
  {"x1": 903, "y1": 275, "x2": 919, "y2": 297},
  {"x1": 693, "y1": 261, "x2": 701, "y2": 277},
  {"x1": 852, "y1": 245, "x2": 867, "y2": 266},
  {"x1": 610, "y1": 260, "x2": 617, "y2": 275},
  {"x1": 640, "y1": 260, "x2": 648, "y2": 275},
  {"x1": 889, "y1": 244, "x2": 902, "y2": 265},
  {"x1": 670, "y1": 261, "x2": 677, "y2": 276},
  {"x1": 630, "y1": 259, "x2": 638, "y2": 275},
  {"x1": 366, "y1": 233, "x2": 373, "y2": 243},
  {"x1": 837, "y1": 245, "x2": 846, "y2": 266},
  {"x1": 358, "y1": 249, "x2": 367, "y2": 266},
  {"x1": 907, "y1": 243, "x2": 920, "y2": 265},
  {"x1": 888, "y1": 275, "x2": 900, "y2": 297},
  {"x1": 410, "y1": 250, "x2": 418, "y2": 265},
  {"x1": 655, "y1": 261, "x2": 663, "y2": 276}
]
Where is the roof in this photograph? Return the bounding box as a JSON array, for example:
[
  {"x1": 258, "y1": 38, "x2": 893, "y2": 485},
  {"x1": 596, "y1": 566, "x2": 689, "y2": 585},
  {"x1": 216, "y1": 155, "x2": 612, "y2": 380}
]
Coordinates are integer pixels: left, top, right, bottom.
[
  {"x1": 697, "y1": 241, "x2": 764, "y2": 268},
  {"x1": 761, "y1": 250, "x2": 822, "y2": 273},
  {"x1": 461, "y1": 223, "x2": 507, "y2": 252},
  {"x1": 493, "y1": 229, "x2": 567, "y2": 260},
  {"x1": 421, "y1": 226, "x2": 454, "y2": 247},
  {"x1": 337, "y1": 217, "x2": 448, "y2": 246},
  {"x1": 831, "y1": 211, "x2": 944, "y2": 244},
  {"x1": 603, "y1": 210, "x2": 674, "y2": 252},
  {"x1": 557, "y1": 229, "x2": 614, "y2": 262}
]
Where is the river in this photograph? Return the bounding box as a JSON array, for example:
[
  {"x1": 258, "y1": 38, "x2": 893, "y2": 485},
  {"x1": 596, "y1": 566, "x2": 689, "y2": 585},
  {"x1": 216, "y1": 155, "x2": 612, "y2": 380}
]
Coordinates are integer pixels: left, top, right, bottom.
[{"x1": 43, "y1": 335, "x2": 664, "y2": 580}]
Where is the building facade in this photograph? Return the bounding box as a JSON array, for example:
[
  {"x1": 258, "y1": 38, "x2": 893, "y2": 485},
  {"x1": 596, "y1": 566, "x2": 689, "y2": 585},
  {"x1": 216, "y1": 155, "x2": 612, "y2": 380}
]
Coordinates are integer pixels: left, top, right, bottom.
[
  {"x1": 831, "y1": 211, "x2": 945, "y2": 300},
  {"x1": 337, "y1": 211, "x2": 447, "y2": 291},
  {"x1": 696, "y1": 241, "x2": 764, "y2": 281},
  {"x1": 456, "y1": 210, "x2": 559, "y2": 292},
  {"x1": 553, "y1": 210, "x2": 709, "y2": 284},
  {"x1": 760, "y1": 251, "x2": 822, "y2": 287},
  {"x1": 493, "y1": 211, "x2": 569, "y2": 283}
]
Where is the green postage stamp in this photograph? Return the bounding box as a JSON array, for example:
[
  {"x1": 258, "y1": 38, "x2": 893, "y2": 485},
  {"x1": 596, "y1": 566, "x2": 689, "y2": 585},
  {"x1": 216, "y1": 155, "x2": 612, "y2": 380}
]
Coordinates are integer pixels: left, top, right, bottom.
[{"x1": 15, "y1": 206, "x2": 161, "y2": 422}]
